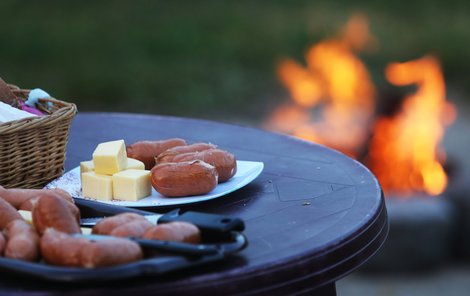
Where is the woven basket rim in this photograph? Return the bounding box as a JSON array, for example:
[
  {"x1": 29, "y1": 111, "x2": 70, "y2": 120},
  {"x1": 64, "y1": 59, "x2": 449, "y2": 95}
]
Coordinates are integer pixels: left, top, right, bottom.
[{"x1": 0, "y1": 98, "x2": 77, "y2": 135}]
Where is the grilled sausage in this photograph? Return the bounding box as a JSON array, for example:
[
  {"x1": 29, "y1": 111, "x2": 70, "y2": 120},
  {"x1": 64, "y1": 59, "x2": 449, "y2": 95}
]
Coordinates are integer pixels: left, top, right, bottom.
[
  {"x1": 4, "y1": 220, "x2": 39, "y2": 262},
  {"x1": 126, "y1": 138, "x2": 187, "y2": 169},
  {"x1": 169, "y1": 149, "x2": 237, "y2": 182},
  {"x1": 40, "y1": 228, "x2": 143, "y2": 268},
  {"x1": 32, "y1": 194, "x2": 81, "y2": 235},
  {"x1": 151, "y1": 160, "x2": 218, "y2": 197},
  {"x1": 0, "y1": 197, "x2": 22, "y2": 229},
  {"x1": 143, "y1": 222, "x2": 201, "y2": 244},
  {"x1": 156, "y1": 142, "x2": 217, "y2": 163},
  {"x1": 92, "y1": 213, "x2": 147, "y2": 235},
  {"x1": 0, "y1": 186, "x2": 73, "y2": 209}
]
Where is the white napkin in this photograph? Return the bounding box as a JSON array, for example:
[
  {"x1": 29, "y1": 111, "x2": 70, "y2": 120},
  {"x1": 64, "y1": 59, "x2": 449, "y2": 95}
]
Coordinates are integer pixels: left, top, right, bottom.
[{"x1": 0, "y1": 101, "x2": 37, "y2": 124}]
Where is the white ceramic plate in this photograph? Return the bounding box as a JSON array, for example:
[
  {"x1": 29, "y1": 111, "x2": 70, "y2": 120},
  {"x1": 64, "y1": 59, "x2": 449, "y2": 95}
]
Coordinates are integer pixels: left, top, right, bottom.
[{"x1": 45, "y1": 160, "x2": 264, "y2": 207}]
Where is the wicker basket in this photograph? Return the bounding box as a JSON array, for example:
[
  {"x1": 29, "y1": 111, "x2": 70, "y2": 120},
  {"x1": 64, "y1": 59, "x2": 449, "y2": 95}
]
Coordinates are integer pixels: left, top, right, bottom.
[{"x1": 0, "y1": 82, "x2": 77, "y2": 189}]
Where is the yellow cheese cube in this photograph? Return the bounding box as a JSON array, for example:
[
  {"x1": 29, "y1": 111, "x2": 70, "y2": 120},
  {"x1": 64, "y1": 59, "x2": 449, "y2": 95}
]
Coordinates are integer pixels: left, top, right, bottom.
[
  {"x1": 112, "y1": 169, "x2": 151, "y2": 201},
  {"x1": 82, "y1": 172, "x2": 113, "y2": 201},
  {"x1": 80, "y1": 160, "x2": 94, "y2": 173},
  {"x1": 126, "y1": 158, "x2": 145, "y2": 170},
  {"x1": 92, "y1": 140, "x2": 127, "y2": 175},
  {"x1": 80, "y1": 160, "x2": 95, "y2": 181},
  {"x1": 81, "y1": 158, "x2": 143, "y2": 174}
]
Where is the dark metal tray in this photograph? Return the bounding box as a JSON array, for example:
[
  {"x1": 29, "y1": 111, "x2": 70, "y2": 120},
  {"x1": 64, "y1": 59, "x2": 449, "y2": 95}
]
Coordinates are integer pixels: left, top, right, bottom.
[{"x1": 0, "y1": 199, "x2": 247, "y2": 282}]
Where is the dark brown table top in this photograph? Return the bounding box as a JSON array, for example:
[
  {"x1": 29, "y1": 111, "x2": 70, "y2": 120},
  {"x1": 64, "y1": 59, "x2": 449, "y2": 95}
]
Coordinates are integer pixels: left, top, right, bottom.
[{"x1": 0, "y1": 112, "x2": 388, "y2": 295}]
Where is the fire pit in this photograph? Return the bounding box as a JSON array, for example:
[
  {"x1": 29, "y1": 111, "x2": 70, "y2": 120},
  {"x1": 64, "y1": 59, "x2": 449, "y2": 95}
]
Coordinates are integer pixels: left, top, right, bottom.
[{"x1": 365, "y1": 195, "x2": 456, "y2": 271}]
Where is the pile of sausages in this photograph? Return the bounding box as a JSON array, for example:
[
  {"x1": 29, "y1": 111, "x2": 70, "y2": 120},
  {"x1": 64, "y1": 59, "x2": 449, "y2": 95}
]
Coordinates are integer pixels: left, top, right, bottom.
[
  {"x1": 0, "y1": 186, "x2": 200, "y2": 268},
  {"x1": 127, "y1": 138, "x2": 237, "y2": 197}
]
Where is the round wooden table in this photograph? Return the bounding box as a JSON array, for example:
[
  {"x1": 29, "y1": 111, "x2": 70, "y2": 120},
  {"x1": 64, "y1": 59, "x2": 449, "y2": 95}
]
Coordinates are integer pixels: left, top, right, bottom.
[{"x1": 1, "y1": 113, "x2": 388, "y2": 295}]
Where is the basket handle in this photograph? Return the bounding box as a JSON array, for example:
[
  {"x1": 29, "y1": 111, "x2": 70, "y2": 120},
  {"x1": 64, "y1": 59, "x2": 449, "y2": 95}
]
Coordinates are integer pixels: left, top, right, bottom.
[{"x1": 0, "y1": 77, "x2": 19, "y2": 107}]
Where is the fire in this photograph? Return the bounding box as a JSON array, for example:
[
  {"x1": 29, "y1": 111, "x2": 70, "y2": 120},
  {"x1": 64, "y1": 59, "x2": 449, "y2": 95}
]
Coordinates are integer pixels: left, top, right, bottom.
[
  {"x1": 264, "y1": 14, "x2": 376, "y2": 157},
  {"x1": 367, "y1": 56, "x2": 456, "y2": 196},
  {"x1": 265, "y1": 14, "x2": 456, "y2": 196}
]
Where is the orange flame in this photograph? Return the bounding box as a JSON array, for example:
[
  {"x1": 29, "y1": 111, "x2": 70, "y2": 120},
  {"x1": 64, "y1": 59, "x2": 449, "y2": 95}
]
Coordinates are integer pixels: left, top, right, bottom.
[
  {"x1": 265, "y1": 14, "x2": 456, "y2": 196},
  {"x1": 265, "y1": 14, "x2": 376, "y2": 157},
  {"x1": 367, "y1": 56, "x2": 456, "y2": 196}
]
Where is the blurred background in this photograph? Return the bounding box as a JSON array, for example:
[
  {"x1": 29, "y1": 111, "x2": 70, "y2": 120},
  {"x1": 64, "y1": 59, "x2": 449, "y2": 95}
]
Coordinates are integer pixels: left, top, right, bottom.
[{"x1": 1, "y1": 1, "x2": 469, "y2": 294}]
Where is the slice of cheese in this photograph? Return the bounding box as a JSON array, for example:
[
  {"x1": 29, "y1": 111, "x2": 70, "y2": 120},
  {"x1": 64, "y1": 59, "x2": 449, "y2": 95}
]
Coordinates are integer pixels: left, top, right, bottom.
[
  {"x1": 92, "y1": 139, "x2": 127, "y2": 175},
  {"x1": 112, "y1": 169, "x2": 151, "y2": 201},
  {"x1": 82, "y1": 172, "x2": 113, "y2": 201},
  {"x1": 18, "y1": 210, "x2": 33, "y2": 224},
  {"x1": 126, "y1": 158, "x2": 145, "y2": 170},
  {"x1": 81, "y1": 227, "x2": 92, "y2": 235}
]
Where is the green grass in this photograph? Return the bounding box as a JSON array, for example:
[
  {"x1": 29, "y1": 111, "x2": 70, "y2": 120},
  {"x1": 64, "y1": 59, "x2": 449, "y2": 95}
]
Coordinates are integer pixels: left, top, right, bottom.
[{"x1": 0, "y1": 0, "x2": 468, "y2": 124}]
